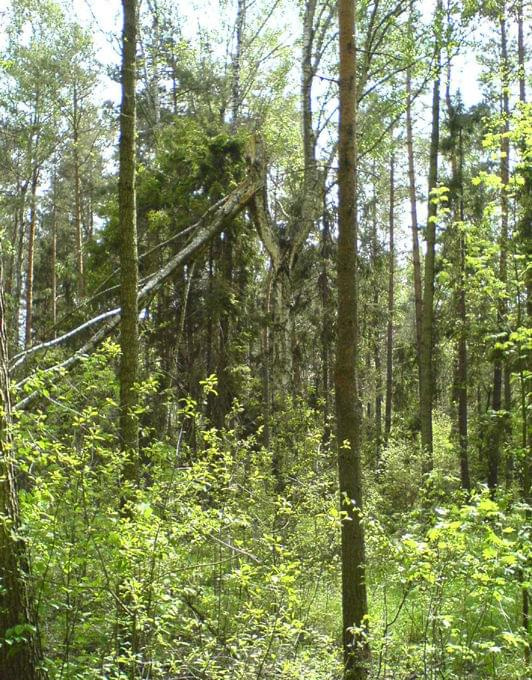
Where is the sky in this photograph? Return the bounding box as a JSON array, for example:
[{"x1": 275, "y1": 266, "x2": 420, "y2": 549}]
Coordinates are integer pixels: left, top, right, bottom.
[{"x1": 0, "y1": 0, "x2": 487, "y2": 110}]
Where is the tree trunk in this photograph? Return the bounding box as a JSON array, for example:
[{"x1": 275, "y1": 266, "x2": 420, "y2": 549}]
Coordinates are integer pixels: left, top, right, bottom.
[
  {"x1": 231, "y1": 0, "x2": 246, "y2": 130},
  {"x1": 516, "y1": 1, "x2": 530, "y2": 662},
  {"x1": 119, "y1": 0, "x2": 139, "y2": 475},
  {"x1": 14, "y1": 202, "x2": 26, "y2": 348},
  {"x1": 118, "y1": 0, "x2": 139, "y2": 673},
  {"x1": 370, "y1": 191, "x2": 382, "y2": 462},
  {"x1": 517, "y1": 0, "x2": 526, "y2": 104},
  {"x1": 487, "y1": 7, "x2": 510, "y2": 493},
  {"x1": 419, "y1": 0, "x2": 442, "y2": 469},
  {"x1": 444, "y1": 67, "x2": 470, "y2": 491},
  {"x1": 336, "y1": 1, "x2": 369, "y2": 677},
  {"x1": 51, "y1": 175, "x2": 57, "y2": 336},
  {"x1": 0, "y1": 264, "x2": 46, "y2": 679},
  {"x1": 384, "y1": 151, "x2": 395, "y2": 444},
  {"x1": 319, "y1": 209, "x2": 333, "y2": 442},
  {"x1": 24, "y1": 169, "x2": 39, "y2": 349},
  {"x1": 406, "y1": 38, "x2": 422, "y2": 367},
  {"x1": 73, "y1": 84, "x2": 85, "y2": 300}
]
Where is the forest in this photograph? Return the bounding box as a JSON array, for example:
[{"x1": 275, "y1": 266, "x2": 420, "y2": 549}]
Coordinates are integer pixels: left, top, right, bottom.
[{"x1": 0, "y1": 0, "x2": 530, "y2": 678}]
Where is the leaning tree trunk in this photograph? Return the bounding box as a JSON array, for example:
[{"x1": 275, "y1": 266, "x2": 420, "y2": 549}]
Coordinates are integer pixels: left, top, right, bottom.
[
  {"x1": 336, "y1": 1, "x2": 369, "y2": 677},
  {"x1": 0, "y1": 264, "x2": 46, "y2": 679}
]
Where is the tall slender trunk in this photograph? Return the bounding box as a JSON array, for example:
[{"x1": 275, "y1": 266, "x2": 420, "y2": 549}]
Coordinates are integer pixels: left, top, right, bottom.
[
  {"x1": 517, "y1": 0, "x2": 526, "y2": 104},
  {"x1": 384, "y1": 151, "x2": 395, "y2": 443},
  {"x1": 51, "y1": 179, "x2": 57, "y2": 336},
  {"x1": 73, "y1": 84, "x2": 85, "y2": 300},
  {"x1": 320, "y1": 211, "x2": 332, "y2": 441},
  {"x1": 445, "y1": 71, "x2": 471, "y2": 491},
  {"x1": 24, "y1": 169, "x2": 39, "y2": 349},
  {"x1": 298, "y1": 0, "x2": 319, "y2": 264},
  {"x1": 371, "y1": 194, "x2": 383, "y2": 462},
  {"x1": 261, "y1": 268, "x2": 273, "y2": 449},
  {"x1": 118, "y1": 0, "x2": 139, "y2": 674},
  {"x1": 336, "y1": 1, "x2": 368, "y2": 677},
  {"x1": 0, "y1": 264, "x2": 46, "y2": 679},
  {"x1": 487, "y1": 7, "x2": 510, "y2": 493},
  {"x1": 419, "y1": 0, "x2": 442, "y2": 468},
  {"x1": 119, "y1": 0, "x2": 139, "y2": 471},
  {"x1": 406, "y1": 37, "x2": 422, "y2": 367},
  {"x1": 231, "y1": 0, "x2": 246, "y2": 130},
  {"x1": 516, "y1": 0, "x2": 530, "y2": 661},
  {"x1": 14, "y1": 202, "x2": 25, "y2": 348}
]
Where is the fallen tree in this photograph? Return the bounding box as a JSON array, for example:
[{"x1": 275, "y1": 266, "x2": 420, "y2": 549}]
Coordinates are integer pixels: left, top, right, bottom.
[{"x1": 14, "y1": 169, "x2": 263, "y2": 411}]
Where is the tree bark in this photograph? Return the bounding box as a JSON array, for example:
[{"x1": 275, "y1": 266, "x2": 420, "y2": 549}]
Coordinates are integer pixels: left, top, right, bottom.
[
  {"x1": 24, "y1": 169, "x2": 39, "y2": 349},
  {"x1": 487, "y1": 7, "x2": 510, "y2": 493},
  {"x1": 231, "y1": 0, "x2": 246, "y2": 130},
  {"x1": 516, "y1": 0, "x2": 526, "y2": 104},
  {"x1": 319, "y1": 208, "x2": 333, "y2": 442},
  {"x1": 0, "y1": 264, "x2": 46, "y2": 679},
  {"x1": 445, "y1": 72, "x2": 471, "y2": 491},
  {"x1": 384, "y1": 151, "x2": 394, "y2": 444},
  {"x1": 51, "y1": 175, "x2": 57, "y2": 336},
  {"x1": 419, "y1": 0, "x2": 442, "y2": 469},
  {"x1": 118, "y1": 0, "x2": 139, "y2": 673},
  {"x1": 336, "y1": 1, "x2": 369, "y2": 677},
  {"x1": 73, "y1": 84, "x2": 85, "y2": 300},
  {"x1": 405, "y1": 17, "x2": 422, "y2": 367}
]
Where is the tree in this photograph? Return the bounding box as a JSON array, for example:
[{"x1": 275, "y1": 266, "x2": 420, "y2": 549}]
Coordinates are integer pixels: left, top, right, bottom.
[
  {"x1": 117, "y1": 0, "x2": 140, "y2": 672},
  {"x1": 419, "y1": 0, "x2": 443, "y2": 468},
  {"x1": 0, "y1": 263, "x2": 45, "y2": 679},
  {"x1": 336, "y1": 0, "x2": 369, "y2": 677}
]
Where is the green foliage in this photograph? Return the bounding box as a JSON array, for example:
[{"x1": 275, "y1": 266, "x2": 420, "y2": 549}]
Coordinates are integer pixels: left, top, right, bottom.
[{"x1": 8, "y1": 349, "x2": 529, "y2": 679}]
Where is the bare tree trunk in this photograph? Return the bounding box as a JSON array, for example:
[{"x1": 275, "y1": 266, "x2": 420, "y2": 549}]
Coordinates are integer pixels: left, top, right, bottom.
[
  {"x1": 516, "y1": 1, "x2": 530, "y2": 661},
  {"x1": 118, "y1": 0, "x2": 140, "y2": 674},
  {"x1": 261, "y1": 268, "x2": 273, "y2": 449},
  {"x1": 51, "y1": 182, "x2": 57, "y2": 336},
  {"x1": 384, "y1": 151, "x2": 394, "y2": 443},
  {"x1": 0, "y1": 263, "x2": 46, "y2": 679},
  {"x1": 14, "y1": 203, "x2": 25, "y2": 348},
  {"x1": 370, "y1": 191, "x2": 382, "y2": 462},
  {"x1": 517, "y1": 0, "x2": 526, "y2": 104},
  {"x1": 419, "y1": 0, "x2": 442, "y2": 469},
  {"x1": 24, "y1": 169, "x2": 39, "y2": 349},
  {"x1": 73, "y1": 84, "x2": 85, "y2": 300},
  {"x1": 231, "y1": 0, "x2": 246, "y2": 130},
  {"x1": 487, "y1": 7, "x2": 510, "y2": 493},
  {"x1": 336, "y1": 1, "x2": 368, "y2": 677},
  {"x1": 319, "y1": 209, "x2": 332, "y2": 441},
  {"x1": 445, "y1": 70, "x2": 471, "y2": 491},
  {"x1": 406, "y1": 38, "x2": 422, "y2": 367}
]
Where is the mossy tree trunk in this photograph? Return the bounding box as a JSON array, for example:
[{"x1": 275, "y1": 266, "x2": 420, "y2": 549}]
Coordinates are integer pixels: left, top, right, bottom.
[{"x1": 0, "y1": 264, "x2": 46, "y2": 679}]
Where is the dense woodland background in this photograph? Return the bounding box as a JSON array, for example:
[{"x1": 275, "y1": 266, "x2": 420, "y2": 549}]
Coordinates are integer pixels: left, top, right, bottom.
[{"x1": 0, "y1": 0, "x2": 530, "y2": 678}]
